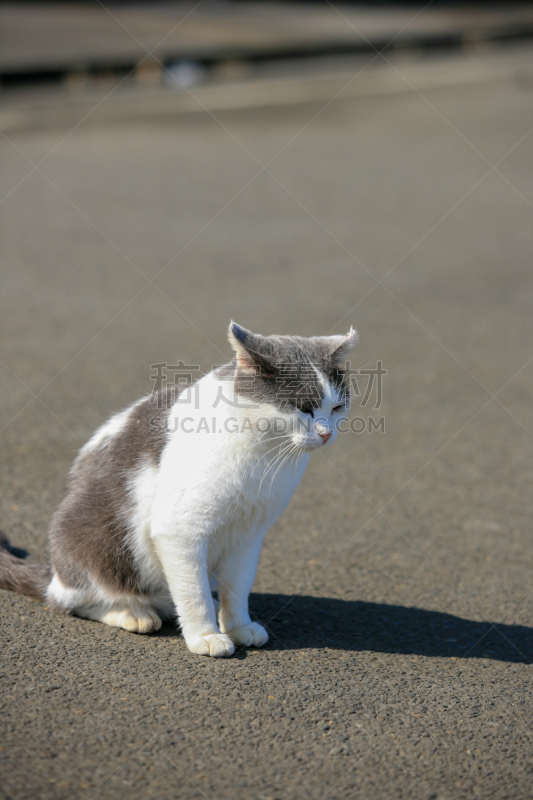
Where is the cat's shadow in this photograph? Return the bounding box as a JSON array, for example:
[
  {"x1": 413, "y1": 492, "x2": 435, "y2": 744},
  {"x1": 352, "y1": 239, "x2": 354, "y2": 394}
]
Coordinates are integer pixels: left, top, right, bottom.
[{"x1": 159, "y1": 593, "x2": 532, "y2": 663}]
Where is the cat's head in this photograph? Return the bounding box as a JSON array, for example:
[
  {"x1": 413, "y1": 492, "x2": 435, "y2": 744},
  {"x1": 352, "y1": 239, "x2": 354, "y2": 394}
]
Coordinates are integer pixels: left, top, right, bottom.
[{"x1": 227, "y1": 321, "x2": 358, "y2": 451}]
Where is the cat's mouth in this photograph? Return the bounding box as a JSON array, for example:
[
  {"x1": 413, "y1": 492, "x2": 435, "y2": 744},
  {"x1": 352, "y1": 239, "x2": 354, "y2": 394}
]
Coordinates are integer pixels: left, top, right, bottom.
[{"x1": 299, "y1": 438, "x2": 331, "y2": 452}]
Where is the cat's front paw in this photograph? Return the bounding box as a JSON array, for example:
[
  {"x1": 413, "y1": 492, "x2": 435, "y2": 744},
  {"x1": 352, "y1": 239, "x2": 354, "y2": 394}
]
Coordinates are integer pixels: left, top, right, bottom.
[
  {"x1": 186, "y1": 633, "x2": 235, "y2": 658},
  {"x1": 227, "y1": 622, "x2": 269, "y2": 648}
]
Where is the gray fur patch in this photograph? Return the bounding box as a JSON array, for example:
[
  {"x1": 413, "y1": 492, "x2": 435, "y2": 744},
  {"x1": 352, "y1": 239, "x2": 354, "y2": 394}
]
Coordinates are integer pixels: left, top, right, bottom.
[
  {"x1": 221, "y1": 324, "x2": 352, "y2": 413},
  {"x1": 48, "y1": 388, "x2": 176, "y2": 598}
]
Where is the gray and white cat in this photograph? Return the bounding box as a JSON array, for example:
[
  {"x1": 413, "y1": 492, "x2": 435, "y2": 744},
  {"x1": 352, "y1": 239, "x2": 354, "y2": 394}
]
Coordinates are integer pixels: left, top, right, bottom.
[{"x1": 0, "y1": 322, "x2": 357, "y2": 657}]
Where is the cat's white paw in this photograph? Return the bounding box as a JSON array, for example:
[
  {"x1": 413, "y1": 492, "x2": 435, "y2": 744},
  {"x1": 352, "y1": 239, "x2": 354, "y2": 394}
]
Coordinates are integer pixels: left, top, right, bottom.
[
  {"x1": 187, "y1": 633, "x2": 235, "y2": 658},
  {"x1": 227, "y1": 622, "x2": 269, "y2": 648},
  {"x1": 100, "y1": 609, "x2": 162, "y2": 634}
]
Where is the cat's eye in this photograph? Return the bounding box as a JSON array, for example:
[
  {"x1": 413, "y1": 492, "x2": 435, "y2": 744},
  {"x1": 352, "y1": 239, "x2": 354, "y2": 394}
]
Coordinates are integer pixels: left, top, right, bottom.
[
  {"x1": 332, "y1": 404, "x2": 344, "y2": 413},
  {"x1": 300, "y1": 401, "x2": 314, "y2": 417}
]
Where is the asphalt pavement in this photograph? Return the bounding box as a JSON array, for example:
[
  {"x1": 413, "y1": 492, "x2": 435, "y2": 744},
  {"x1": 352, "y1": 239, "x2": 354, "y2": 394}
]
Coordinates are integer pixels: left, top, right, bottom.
[{"x1": 1, "y1": 42, "x2": 533, "y2": 800}]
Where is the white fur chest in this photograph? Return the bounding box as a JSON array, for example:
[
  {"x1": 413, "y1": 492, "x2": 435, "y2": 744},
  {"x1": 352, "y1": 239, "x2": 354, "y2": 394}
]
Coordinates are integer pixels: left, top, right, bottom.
[{"x1": 151, "y1": 371, "x2": 309, "y2": 544}]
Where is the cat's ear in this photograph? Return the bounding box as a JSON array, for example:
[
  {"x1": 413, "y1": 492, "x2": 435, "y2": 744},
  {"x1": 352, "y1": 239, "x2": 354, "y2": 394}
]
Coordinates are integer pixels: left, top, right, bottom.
[
  {"x1": 326, "y1": 327, "x2": 359, "y2": 365},
  {"x1": 228, "y1": 321, "x2": 274, "y2": 374}
]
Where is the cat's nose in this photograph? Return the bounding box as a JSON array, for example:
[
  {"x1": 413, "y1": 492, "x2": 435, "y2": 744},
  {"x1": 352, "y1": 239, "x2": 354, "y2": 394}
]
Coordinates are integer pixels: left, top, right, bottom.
[{"x1": 319, "y1": 432, "x2": 332, "y2": 443}]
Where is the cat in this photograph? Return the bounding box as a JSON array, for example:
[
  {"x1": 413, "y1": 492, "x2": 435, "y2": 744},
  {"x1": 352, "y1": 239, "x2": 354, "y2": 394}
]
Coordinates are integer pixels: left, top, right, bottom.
[{"x1": 0, "y1": 322, "x2": 357, "y2": 657}]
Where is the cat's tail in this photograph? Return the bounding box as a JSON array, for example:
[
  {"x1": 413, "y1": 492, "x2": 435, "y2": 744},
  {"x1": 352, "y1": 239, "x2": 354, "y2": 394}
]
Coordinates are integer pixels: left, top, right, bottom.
[{"x1": 0, "y1": 530, "x2": 51, "y2": 601}]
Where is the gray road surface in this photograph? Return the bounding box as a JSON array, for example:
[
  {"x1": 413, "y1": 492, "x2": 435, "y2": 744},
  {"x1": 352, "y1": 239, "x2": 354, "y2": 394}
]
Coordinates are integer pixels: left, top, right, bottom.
[{"x1": 1, "y1": 44, "x2": 533, "y2": 800}]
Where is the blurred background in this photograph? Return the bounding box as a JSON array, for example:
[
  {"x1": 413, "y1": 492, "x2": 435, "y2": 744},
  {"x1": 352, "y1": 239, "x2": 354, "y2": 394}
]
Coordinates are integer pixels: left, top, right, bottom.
[
  {"x1": 1, "y1": 0, "x2": 532, "y2": 503},
  {"x1": 1, "y1": 0, "x2": 532, "y2": 421},
  {"x1": 1, "y1": 3, "x2": 533, "y2": 799}
]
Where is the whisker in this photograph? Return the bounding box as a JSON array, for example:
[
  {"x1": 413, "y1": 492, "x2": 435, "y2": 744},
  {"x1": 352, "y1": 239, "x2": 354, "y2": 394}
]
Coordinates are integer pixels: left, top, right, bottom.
[
  {"x1": 258, "y1": 442, "x2": 292, "y2": 492},
  {"x1": 251, "y1": 437, "x2": 292, "y2": 477},
  {"x1": 268, "y1": 443, "x2": 299, "y2": 497}
]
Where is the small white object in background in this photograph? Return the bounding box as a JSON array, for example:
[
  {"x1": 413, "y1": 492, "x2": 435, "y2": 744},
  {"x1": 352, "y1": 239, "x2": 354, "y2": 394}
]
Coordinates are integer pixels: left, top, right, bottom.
[{"x1": 163, "y1": 61, "x2": 206, "y2": 89}]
